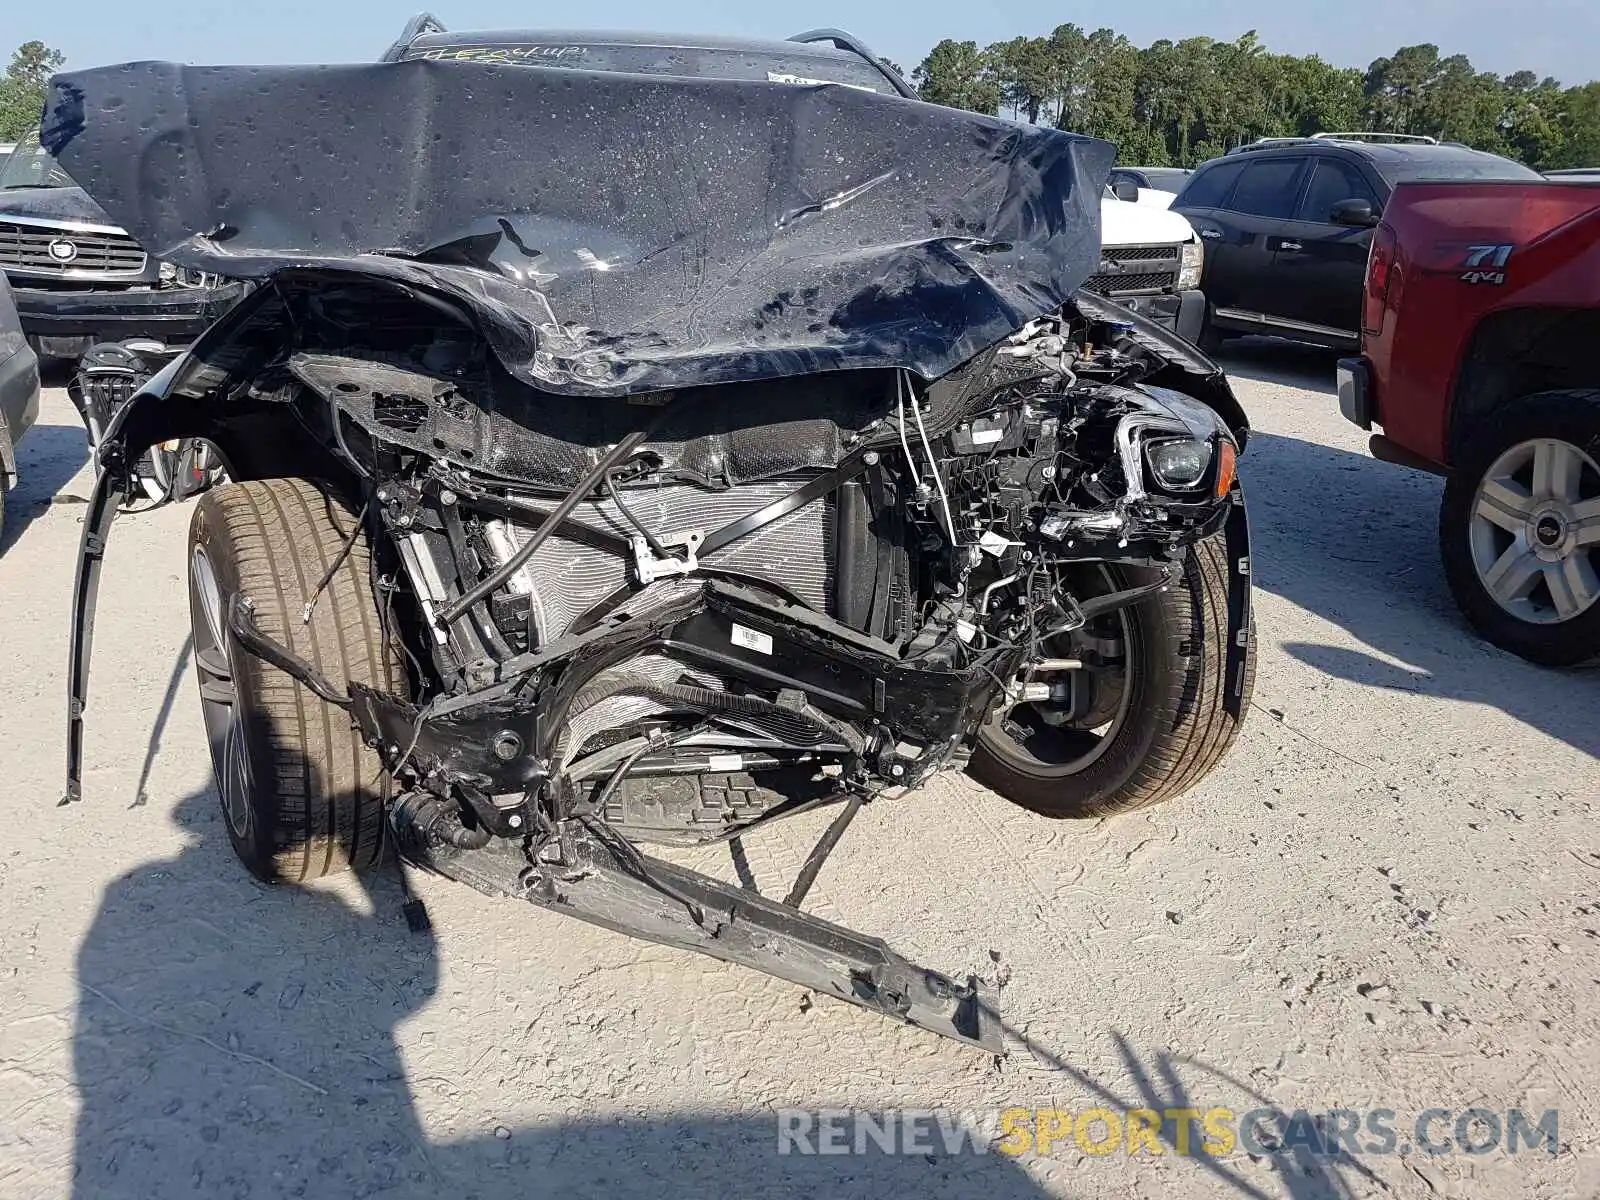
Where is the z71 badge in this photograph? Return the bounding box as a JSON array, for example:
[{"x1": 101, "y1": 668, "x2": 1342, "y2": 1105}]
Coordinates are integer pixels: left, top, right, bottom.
[{"x1": 1460, "y1": 243, "x2": 1514, "y2": 285}]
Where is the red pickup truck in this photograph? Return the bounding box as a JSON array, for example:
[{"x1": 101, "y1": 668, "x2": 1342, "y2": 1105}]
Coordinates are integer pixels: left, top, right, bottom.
[{"x1": 1338, "y1": 180, "x2": 1600, "y2": 665}]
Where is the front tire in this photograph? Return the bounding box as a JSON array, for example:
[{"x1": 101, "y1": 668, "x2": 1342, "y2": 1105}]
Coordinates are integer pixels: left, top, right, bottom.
[
  {"x1": 1439, "y1": 390, "x2": 1600, "y2": 667},
  {"x1": 188, "y1": 478, "x2": 404, "y2": 882},
  {"x1": 969, "y1": 528, "x2": 1255, "y2": 818}
]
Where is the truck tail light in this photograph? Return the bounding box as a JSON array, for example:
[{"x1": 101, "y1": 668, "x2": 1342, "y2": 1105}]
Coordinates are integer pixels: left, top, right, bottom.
[{"x1": 1361, "y1": 225, "x2": 1397, "y2": 336}]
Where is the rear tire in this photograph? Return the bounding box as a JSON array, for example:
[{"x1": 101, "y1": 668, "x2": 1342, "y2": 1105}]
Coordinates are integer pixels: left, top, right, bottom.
[
  {"x1": 1439, "y1": 390, "x2": 1600, "y2": 666},
  {"x1": 969, "y1": 528, "x2": 1255, "y2": 818},
  {"x1": 188, "y1": 478, "x2": 404, "y2": 882}
]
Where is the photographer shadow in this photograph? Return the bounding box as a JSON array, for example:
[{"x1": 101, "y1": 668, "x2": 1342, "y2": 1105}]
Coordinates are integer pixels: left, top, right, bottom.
[
  {"x1": 72, "y1": 778, "x2": 442, "y2": 1198},
  {"x1": 73, "y1": 774, "x2": 1054, "y2": 1199}
]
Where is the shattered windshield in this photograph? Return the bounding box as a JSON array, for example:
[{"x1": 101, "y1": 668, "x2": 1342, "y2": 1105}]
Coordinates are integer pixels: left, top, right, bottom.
[
  {"x1": 0, "y1": 129, "x2": 77, "y2": 190},
  {"x1": 404, "y1": 41, "x2": 889, "y2": 92}
]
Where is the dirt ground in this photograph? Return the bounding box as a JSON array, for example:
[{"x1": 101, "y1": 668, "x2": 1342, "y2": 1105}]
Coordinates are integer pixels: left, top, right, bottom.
[{"x1": 1, "y1": 342, "x2": 1596, "y2": 1200}]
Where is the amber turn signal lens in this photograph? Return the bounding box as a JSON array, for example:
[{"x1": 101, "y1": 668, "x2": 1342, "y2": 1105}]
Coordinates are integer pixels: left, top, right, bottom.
[{"x1": 1214, "y1": 440, "x2": 1237, "y2": 498}]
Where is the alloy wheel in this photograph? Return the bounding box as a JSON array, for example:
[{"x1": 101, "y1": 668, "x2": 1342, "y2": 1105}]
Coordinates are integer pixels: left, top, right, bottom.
[
  {"x1": 1469, "y1": 437, "x2": 1600, "y2": 625},
  {"x1": 980, "y1": 568, "x2": 1136, "y2": 777},
  {"x1": 190, "y1": 546, "x2": 254, "y2": 839}
]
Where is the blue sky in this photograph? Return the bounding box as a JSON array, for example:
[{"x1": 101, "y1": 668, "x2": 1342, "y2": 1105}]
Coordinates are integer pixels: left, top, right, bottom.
[{"x1": 17, "y1": 0, "x2": 1600, "y2": 88}]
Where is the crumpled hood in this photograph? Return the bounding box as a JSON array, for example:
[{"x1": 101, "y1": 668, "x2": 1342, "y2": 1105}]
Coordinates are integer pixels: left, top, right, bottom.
[
  {"x1": 0, "y1": 184, "x2": 122, "y2": 230},
  {"x1": 42, "y1": 59, "x2": 1112, "y2": 396}
]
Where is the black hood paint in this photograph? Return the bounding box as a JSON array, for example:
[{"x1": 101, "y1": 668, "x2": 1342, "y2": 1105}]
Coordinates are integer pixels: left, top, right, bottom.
[
  {"x1": 0, "y1": 184, "x2": 119, "y2": 229},
  {"x1": 42, "y1": 59, "x2": 1112, "y2": 396}
]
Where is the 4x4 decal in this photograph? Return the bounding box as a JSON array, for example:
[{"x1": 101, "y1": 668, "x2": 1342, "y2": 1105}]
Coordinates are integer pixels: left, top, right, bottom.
[{"x1": 1460, "y1": 243, "x2": 1514, "y2": 285}]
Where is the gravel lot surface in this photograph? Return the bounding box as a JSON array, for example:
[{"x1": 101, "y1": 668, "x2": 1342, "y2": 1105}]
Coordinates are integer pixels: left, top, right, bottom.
[{"x1": 1, "y1": 343, "x2": 1596, "y2": 1199}]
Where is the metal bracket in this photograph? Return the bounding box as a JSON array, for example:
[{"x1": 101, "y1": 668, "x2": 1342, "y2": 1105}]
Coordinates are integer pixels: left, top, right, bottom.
[
  {"x1": 228, "y1": 594, "x2": 353, "y2": 708},
  {"x1": 631, "y1": 530, "x2": 703, "y2": 584},
  {"x1": 64, "y1": 467, "x2": 127, "y2": 805}
]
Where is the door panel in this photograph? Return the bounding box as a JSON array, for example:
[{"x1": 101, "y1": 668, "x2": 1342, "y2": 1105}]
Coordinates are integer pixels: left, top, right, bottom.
[
  {"x1": 1185, "y1": 157, "x2": 1306, "y2": 319},
  {"x1": 1267, "y1": 158, "x2": 1382, "y2": 335},
  {"x1": 1172, "y1": 159, "x2": 1242, "y2": 307}
]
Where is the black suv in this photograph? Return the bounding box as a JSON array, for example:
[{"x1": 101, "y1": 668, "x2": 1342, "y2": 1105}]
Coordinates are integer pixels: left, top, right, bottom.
[{"x1": 1171, "y1": 134, "x2": 1541, "y2": 350}]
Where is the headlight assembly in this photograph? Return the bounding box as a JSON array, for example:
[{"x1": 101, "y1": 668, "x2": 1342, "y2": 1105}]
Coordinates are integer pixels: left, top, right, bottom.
[
  {"x1": 1177, "y1": 239, "x2": 1204, "y2": 290},
  {"x1": 1145, "y1": 437, "x2": 1213, "y2": 490}
]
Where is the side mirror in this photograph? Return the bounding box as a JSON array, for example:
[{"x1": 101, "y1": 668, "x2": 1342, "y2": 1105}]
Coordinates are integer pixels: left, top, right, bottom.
[
  {"x1": 1112, "y1": 179, "x2": 1141, "y2": 203},
  {"x1": 1330, "y1": 198, "x2": 1378, "y2": 228}
]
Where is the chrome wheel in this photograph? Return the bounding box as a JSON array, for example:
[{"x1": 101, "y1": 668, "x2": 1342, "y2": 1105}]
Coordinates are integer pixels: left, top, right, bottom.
[
  {"x1": 1469, "y1": 438, "x2": 1600, "y2": 625},
  {"x1": 190, "y1": 546, "x2": 253, "y2": 839}
]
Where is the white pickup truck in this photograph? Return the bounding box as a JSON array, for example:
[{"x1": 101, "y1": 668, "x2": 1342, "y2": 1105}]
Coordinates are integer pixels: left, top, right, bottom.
[{"x1": 1092, "y1": 190, "x2": 1207, "y2": 343}]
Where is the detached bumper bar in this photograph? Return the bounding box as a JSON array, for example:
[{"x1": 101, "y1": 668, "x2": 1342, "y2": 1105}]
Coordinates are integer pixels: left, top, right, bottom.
[
  {"x1": 16, "y1": 280, "x2": 248, "y2": 356},
  {"x1": 65, "y1": 465, "x2": 125, "y2": 803},
  {"x1": 410, "y1": 823, "x2": 1003, "y2": 1052}
]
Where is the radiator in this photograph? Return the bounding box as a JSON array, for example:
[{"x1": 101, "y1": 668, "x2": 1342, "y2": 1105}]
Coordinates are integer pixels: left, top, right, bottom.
[{"x1": 494, "y1": 478, "x2": 835, "y2": 642}]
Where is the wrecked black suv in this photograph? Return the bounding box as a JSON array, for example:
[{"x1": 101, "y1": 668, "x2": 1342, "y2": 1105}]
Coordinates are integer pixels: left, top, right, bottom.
[{"x1": 56, "y1": 27, "x2": 1254, "y2": 1049}]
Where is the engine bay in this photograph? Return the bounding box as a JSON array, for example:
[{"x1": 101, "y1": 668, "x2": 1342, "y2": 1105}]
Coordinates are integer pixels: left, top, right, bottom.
[
  {"x1": 190, "y1": 285, "x2": 1244, "y2": 850},
  {"x1": 60, "y1": 284, "x2": 1254, "y2": 1050}
]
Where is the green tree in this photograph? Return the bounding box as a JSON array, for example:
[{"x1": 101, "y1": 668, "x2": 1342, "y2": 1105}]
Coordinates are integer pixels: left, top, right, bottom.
[
  {"x1": 1133, "y1": 39, "x2": 1188, "y2": 161},
  {"x1": 1552, "y1": 81, "x2": 1600, "y2": 167},
  {"x1": 988, "y1": 36, "x2": 1055, "y2": 123},
  {"x1": 1045, "y1": 23, "x2": 1091, "y2": 131},
  {"x1": 913, "y1": 40, "x2": 999, "y2": 114},
  {"x1": 1363, "y1": 44, "x2": 1444, "y2": 132},
  {"x1": 1078, "y1": 28, "x2": 1141, "y2": 145},
  {"x1": 0, "y1": 40, "x2": 65, "y2": 141},
  {"x1": 1277, "y1": 56, "x2": 1366, "y2": 137},
  {"x1": 922, "y1": 23, "x2": 1600, "y2": 171},
  {"x1": 1498, "y1": 71, "x2": 1567, "y2": 165}
]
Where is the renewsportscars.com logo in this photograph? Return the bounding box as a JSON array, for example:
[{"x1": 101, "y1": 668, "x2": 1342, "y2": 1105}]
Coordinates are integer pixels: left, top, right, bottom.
[{"x1": 776, "y1": 1107, "x2": 1560, "y2": 1159}]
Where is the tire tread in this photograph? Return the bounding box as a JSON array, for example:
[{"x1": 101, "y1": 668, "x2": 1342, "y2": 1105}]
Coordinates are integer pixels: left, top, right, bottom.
[{"x1": 192, "y1": 478, "x2": 401, "y2": 881}]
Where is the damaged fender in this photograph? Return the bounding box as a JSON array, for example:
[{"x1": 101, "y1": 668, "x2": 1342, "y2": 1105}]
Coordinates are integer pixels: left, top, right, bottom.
[{"x1": 64, "y1": 352, "x2": 190, "y2": 803}]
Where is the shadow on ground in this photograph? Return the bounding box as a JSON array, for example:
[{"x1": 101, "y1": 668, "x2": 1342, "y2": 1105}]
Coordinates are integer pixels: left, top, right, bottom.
[
  {"x1": 71, "y1": 647, "x2": 1380, "y2": 1199},
  {"x1": 78, "y1": 643, "x2": 1056, "y2": 1200},
  {"x1": 1214, "y1": 338, "x2": 1340, "y2": 396},
  {"x1": 76, "y1": 781, "x2": 1382, "y2": 1199},
  {"x1": 1244, "y1": 421, "x2": 1599, "y2": 758},
  {"x1": 1011, "y1": 1028, "x2": 1386, "y2": 1200},
  {"x1": 0, "y1": 422, "x2": 89, "y2": 552},
  {"x1": 71, "y1": 783, "x2": 1045, "y2": 1200}
]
